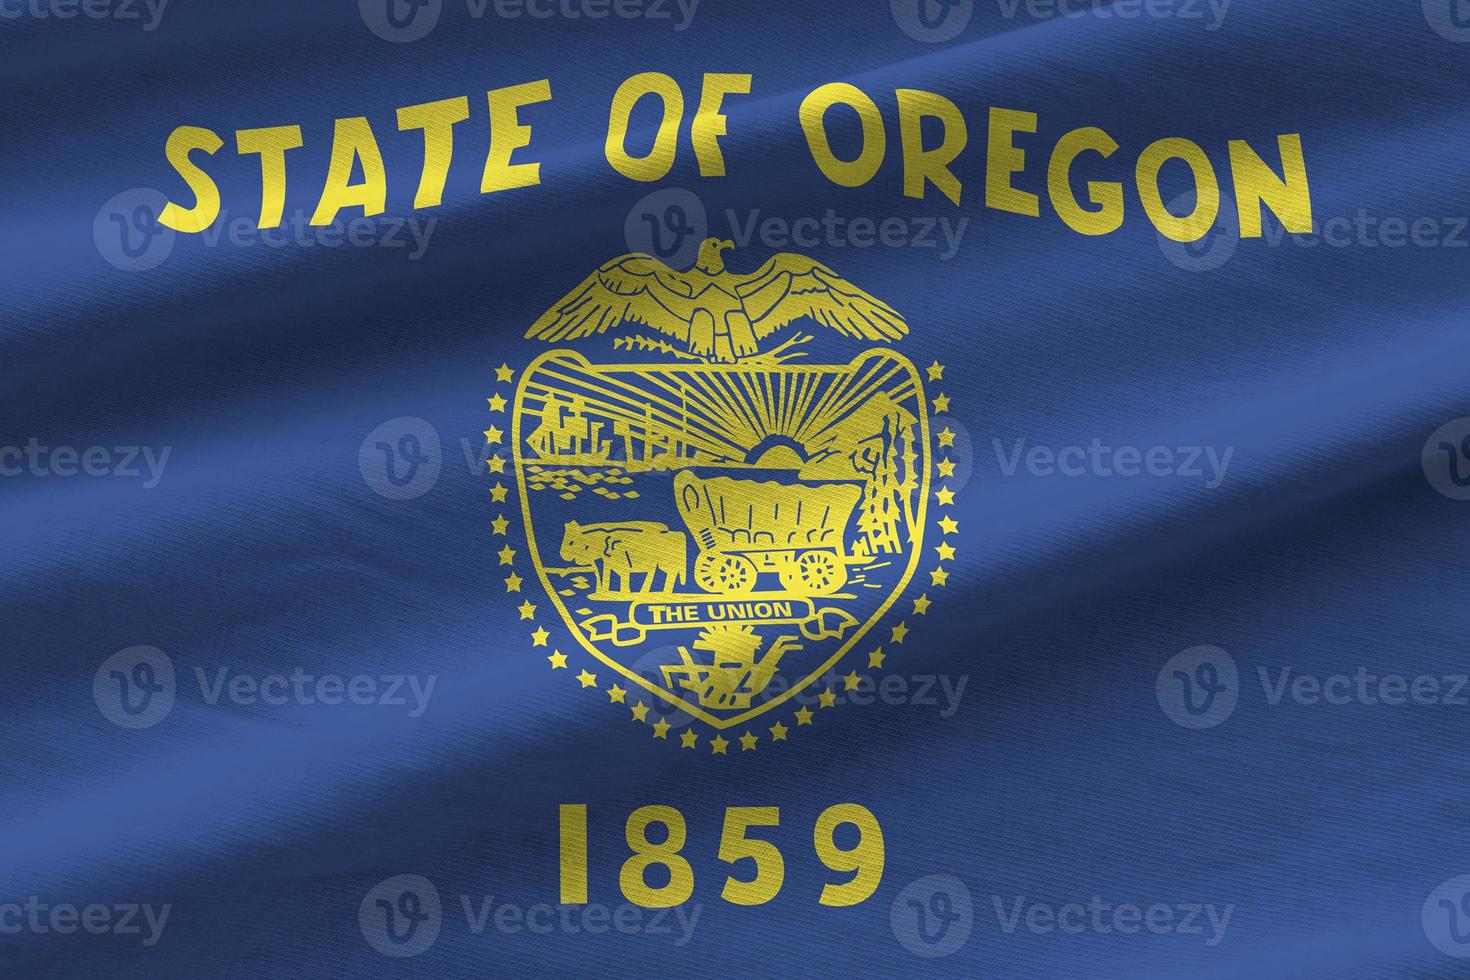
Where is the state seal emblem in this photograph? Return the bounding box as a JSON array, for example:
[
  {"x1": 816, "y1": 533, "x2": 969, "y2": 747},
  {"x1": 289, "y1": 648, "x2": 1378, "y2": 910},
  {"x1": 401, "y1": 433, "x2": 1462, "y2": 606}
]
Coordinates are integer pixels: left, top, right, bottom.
[{"x1": 487, "y1": 239, "x2": 961, "y2": 753}]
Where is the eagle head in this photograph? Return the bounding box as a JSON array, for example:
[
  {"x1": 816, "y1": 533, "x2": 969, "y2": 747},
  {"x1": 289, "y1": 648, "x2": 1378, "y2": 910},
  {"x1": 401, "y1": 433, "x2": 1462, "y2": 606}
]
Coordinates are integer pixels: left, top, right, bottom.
[{"x1": 694, "y1": 238, "x2": 735, "y2": 275}]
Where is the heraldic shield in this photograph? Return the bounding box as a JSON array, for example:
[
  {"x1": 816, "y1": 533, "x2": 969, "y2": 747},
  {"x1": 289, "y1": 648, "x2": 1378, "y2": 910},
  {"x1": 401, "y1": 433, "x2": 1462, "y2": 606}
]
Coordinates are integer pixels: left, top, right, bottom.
[{"x1": 507, "y1": 239, "x2": 934, "y2": 732}]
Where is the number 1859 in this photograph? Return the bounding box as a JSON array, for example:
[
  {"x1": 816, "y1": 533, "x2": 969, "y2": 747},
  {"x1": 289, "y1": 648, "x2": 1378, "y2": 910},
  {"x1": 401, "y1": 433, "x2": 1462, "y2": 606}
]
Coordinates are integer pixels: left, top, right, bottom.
[{"x1": 559, "y1": 804, "x2": 885, "y2": 909}]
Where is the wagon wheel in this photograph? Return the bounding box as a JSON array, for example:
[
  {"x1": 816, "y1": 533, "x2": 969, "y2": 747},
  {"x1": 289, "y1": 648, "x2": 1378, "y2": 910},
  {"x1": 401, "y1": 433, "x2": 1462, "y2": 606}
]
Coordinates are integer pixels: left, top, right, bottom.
[
  {"x1": 695, "y1": 552, "x2": 757, "y2": 595},
  {"x1": 782, "y1": 552, "x2": 845, "y2": 595}
]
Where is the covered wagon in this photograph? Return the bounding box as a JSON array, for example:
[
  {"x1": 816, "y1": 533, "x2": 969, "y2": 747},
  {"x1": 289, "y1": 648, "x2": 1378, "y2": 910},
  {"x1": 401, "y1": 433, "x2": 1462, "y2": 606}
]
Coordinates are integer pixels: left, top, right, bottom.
[{"x1": 674, "y1": 471, "x2": 861, "y2": 596}]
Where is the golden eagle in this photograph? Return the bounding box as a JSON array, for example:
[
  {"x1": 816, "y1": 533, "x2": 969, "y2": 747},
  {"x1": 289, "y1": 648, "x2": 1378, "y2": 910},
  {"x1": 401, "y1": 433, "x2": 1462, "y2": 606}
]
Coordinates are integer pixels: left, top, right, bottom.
[{"x1": 526, "y1": 239, "x2": 908, "y2": 363}]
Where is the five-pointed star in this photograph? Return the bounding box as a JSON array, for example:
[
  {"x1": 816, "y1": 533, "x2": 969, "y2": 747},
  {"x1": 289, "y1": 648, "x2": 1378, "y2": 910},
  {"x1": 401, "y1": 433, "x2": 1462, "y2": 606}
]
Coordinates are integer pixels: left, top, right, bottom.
[
  {"x1": 491, "y1": 514, "x2": 510, "y2": 535},
  {"x1": 487, "y1": 393, "x2": 507, "y2": 412},
  {"x1": 937, "y1": 427, "x2": 956, "y2": 448},
  {"x1": 935, "y1": 486, "x2": 956, "y2": 506},
  {"x1": 819, "y1": 689, "x2": 837, "y2": 709},
  {"x1": 769, "y1": 721, "x2": 789, "y2": 742},
  {"x1": 576, "y1": 669, "x2": 596, "y2": 689},
  {"x1": 937, "y1": 458, "x2": 957, "y2": 477},
  {"x1": 891, "y1": 621, "x2": 910, "y2": 644},
  {"x1": 932, "y1": 393, "x2": 952, "y2": 414},
  {"x1": 504, "y1": 572, "x2": 523, "y2": 592},
  {"x1": 939, "y1": 516, "x2": 959, "y2": 535},
  {"x1": 652, "y1": 719, "x2": 671, "y2": 739},
  {"x1": 927, "y1": 360, "x2": 945, "y2": 382},
  {"x1": 930, "y1": 566, "x2": 950, "y2": 587},
  {"x1": 531, "y1": 626, "x2": 550, "y2": 647},
  {"x1": 607, "y1": 684, "x2": 627, "y2": 704},
  {"x1": 630, "y1": 702, "x2": 650, "y2": 722},
  {"x1": 936, "y1": 542, "x2": 957, "y2": 562},
  {"x1": 680, "y1": 730, "x2": 698, "y2": 749},
  {"x1": 739, "y1": 731, "x2": 758, "y2": 751},
  {"x1": 913, "y1": 594, "x2": 932, "y2": 615},
  {"x1": 711, "y1": 735, "x2": 730, "y2": 755},
  {"x1": 488, "y1": 455, "x2": 507, "y2": 474},
  {"x1": 517, "y1": 599, "x2": 537, "y2": 620},
  {"x1": 843, "y1": 671, "x2": 861, "y2": 691},
  {"x1": 484, "y1": 425, "x2": 504, "y2": 444},
  {"x1": 495, "y1": 363, "x2": 514, "y2": 383},
  {"x1": 490, "y1": 483, "x2": 509, "y2": 503},
  {"x1": 794, "y1": 706, "x2": 814, "y2": 726},
  {"x1": 547, "y1": 650, "x2": 567, "y2": 669},
  {"x1": 498, "y1": 544, "x2": 516, "y2": 565},
  {"x1": 868, "y1": 648, "x2": 886, "y2": 669}
]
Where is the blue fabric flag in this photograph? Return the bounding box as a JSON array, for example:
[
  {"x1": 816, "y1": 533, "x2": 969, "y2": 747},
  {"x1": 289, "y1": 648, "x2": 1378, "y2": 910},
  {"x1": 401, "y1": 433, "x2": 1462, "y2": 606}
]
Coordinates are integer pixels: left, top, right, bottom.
[{"x1": 4, "y1": 1, "x2": 1470, "y2": 976}]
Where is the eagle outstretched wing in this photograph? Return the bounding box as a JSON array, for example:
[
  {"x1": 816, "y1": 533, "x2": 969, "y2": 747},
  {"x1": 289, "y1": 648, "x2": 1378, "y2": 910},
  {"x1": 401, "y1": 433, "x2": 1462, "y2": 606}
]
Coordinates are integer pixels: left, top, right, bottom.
[
  {"x1": 525, "y1": 253, "x2": 698, "y2": 343},
  {"x1": 734, "y1": 254, "x2": 908, "y2": 343}
]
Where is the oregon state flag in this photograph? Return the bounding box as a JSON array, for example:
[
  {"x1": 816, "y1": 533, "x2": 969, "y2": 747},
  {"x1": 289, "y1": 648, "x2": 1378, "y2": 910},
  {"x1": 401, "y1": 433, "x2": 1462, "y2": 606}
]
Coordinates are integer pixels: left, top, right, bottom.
[{"x1": 5, "y1": 0, "x2": 1470, "y2": 976}]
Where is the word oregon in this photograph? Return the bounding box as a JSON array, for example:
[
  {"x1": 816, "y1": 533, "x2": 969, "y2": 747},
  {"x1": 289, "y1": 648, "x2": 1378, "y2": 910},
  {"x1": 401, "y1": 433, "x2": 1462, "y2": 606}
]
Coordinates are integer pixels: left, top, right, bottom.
[{"x1": 147, "y1": 73, "x2": 1313, "y2": 245}]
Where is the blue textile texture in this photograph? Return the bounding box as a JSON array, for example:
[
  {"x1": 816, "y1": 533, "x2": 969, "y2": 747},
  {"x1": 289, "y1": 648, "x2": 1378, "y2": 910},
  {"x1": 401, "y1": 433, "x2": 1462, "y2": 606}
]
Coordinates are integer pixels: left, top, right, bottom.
[{"x1": 3, "y1": 0, "x2": 1470, "y2": 976}]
